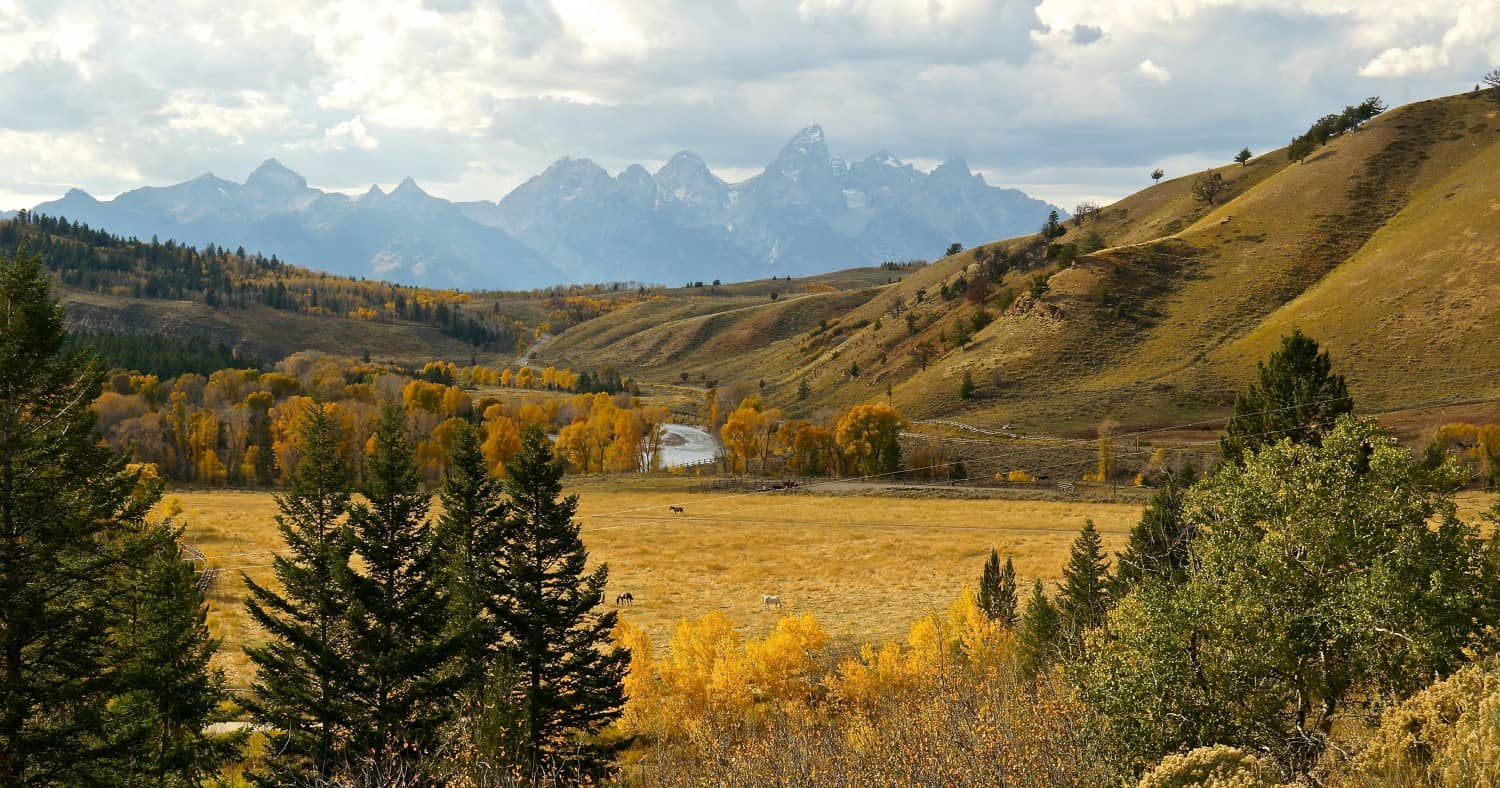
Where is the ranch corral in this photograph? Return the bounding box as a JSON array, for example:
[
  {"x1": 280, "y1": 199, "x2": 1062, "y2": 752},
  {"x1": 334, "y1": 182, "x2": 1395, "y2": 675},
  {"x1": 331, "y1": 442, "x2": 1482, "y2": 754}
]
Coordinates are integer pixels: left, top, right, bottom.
[{"x1": 167, "y1": 483, "x2": 1146, "y2": 689}]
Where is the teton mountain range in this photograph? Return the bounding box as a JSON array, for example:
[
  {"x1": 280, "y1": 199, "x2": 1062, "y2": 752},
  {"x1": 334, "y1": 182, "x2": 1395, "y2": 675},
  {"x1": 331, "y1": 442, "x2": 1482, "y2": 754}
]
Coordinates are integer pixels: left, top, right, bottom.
[{"x1": 33, "y1": 125, "x2": 1062, "y2": 290}]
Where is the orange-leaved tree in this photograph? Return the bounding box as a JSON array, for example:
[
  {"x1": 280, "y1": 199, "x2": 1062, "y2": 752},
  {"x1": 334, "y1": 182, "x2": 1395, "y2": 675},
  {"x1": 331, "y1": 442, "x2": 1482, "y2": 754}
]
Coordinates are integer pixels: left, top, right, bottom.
[{"x1": 836, "y1": 403, "x2": 906, "y2": 477}]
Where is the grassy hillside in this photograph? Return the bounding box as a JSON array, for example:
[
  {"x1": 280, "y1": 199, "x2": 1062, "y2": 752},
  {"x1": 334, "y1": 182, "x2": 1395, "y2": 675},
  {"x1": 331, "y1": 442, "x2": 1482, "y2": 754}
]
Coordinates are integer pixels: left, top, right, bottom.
[
  {"x1": 543, "y1": 267, "x2": 910, "y2": 394},
  {"x1": 57, "y1": 286, "x2": 507, "y2": 367},
  {"x1": 546, "y1": 91, "x2": 1500, "y2": 433}
]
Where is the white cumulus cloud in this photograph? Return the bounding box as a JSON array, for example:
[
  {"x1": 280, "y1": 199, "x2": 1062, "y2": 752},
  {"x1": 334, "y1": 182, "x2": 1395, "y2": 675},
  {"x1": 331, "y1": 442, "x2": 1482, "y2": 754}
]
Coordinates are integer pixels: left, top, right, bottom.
[
  {"x1": 1, "y1": 0, "x2": 1498, "y2": 211},
  {"x1": 1138, "y1": 59, "x2": 1171, "y2": 82}
]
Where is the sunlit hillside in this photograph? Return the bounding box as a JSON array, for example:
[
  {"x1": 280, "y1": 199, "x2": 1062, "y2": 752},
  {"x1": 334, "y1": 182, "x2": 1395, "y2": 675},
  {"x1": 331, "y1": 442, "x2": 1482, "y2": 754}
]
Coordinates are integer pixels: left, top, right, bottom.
[{"x1": 545, "y1": 91, "x2": 1500, "y2": 433}]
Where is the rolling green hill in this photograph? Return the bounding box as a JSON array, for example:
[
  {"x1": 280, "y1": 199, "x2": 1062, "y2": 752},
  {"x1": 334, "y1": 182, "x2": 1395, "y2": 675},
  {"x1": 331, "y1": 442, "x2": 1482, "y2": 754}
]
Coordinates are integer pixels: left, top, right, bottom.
[{"x1": 544, "y1": 90, "x2": 1500, "y2": 432}]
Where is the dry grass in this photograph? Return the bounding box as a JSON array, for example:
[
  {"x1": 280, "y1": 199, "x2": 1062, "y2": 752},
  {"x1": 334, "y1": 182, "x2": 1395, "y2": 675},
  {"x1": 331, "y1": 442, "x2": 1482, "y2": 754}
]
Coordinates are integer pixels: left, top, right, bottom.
[{"x1": 165, "y1": 483, "x2": 1142, "y2": 690}]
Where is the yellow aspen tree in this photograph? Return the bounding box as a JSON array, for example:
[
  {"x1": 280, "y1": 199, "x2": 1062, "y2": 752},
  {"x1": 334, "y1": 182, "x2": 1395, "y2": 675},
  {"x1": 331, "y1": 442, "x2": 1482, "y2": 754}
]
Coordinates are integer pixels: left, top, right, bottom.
[{"x1": 481, "y1": 414, "x2": 523, "y2": 476}]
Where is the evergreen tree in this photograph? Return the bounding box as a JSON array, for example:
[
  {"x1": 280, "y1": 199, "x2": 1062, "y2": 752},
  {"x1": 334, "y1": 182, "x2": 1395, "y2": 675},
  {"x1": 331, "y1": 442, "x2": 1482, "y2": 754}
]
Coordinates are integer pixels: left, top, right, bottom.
[
  {"x1": 339, "y1": 404, "x2": 463, "y2": 773},
  {"x1": 1113, "y1": 468, "x2": 1198, "y2": 593},
  {"x1": 1235, "y1": 147, "x2": 1252, "y2": 166},
  {"x1": 104, "y1": 521, "x2": 239, "y2": 787},
  {"x1": 995, "y1": 556, "x2": 1018, "y2": 629},
  {"x1": 977, "y1": 549, "x2": 1001, "y2": 619},
  {"x1": 977, "y1": 551, "x2": 1018, "y2": 627},
  {"x1": 242, "y1": 404, "x2": 355, "y2": 783},
  {"x1": 796, "y1": 378, "x2": 810, "y2": 401},
  {"x1": 435, "y1": 421, "x2": 509, "y2": 718},
  {"x1": 1057, "y1": 519, "x2": 1111, "y2": 654},
  {"x1": 1016, "y1": 580, "x2": 1060, "y2": 678},
  {"x1": 959, "y1": 370, "x2": 975, "y2": 400},
  {"x1": 1220, "y1": 329, "x2": 1352, "y2": 465},
  {"x1": 0, "y1": 246, "x2": 159, "y2": 784},
  {"x1": 492, "y1": 427, "x2": 628, "y2": 777}
]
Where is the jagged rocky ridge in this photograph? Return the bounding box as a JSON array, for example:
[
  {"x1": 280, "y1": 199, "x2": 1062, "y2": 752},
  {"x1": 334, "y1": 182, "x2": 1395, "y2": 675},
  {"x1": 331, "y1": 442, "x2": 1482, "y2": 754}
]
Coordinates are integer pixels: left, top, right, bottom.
[{"x1": 34, "y1": 126, "x2": 1062, "y2": 289}]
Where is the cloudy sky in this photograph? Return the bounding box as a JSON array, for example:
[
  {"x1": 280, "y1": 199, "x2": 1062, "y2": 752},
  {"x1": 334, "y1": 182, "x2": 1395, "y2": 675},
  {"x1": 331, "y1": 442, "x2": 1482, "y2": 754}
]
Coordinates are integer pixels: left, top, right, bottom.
[{"x1": 2, "y1": 0, "x2": 1497, "y2": 210}]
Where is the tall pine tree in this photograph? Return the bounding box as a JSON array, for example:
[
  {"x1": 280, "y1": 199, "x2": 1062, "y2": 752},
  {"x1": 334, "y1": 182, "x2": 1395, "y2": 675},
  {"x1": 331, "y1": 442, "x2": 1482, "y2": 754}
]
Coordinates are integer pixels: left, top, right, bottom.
[
  {"x1": 1220, "y1": 329, "x2": 1352, "y2": 464},
  {"x1": 339, "y1": 404, "x2": 462, "y2": 773},
  {"x1": 1114, "y1": 468, "x2": 1197, "y2": 594},
  {"x1": 1015, "y1": 580, "x2": 1060, "y2": 679},
  {"x1": 977, "y1": 549, "x2": 1001, "y2": 619},
  {"x1": 1057, "y1": 519, "x2": 1111, "y2": 655},
  {"x1": 103, "y1": 518, "x2": 239, "y2": 787},
  {"x1": 242, "y1": 403, "x2": 355, "y2": 783},
  {"x1": 435, "y1": 421, "x2": 508, "y2": 716},
  {"x1": 0, "y1": 246, "x2": 160, "y2": 784},
  {"x1": 492, "y1": 426, "x2": 628, "y2": 778},
  {"x1": 995, "y1": 556, "x2": 1018, "y2": 629},
  {"x1": 977, "y1": 550, "x2": 1018, "y2": 627}
]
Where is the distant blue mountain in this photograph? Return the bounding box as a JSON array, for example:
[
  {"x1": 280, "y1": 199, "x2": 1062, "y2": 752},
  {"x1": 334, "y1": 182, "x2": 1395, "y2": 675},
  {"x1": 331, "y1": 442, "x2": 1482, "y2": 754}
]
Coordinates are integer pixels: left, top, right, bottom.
[
  {"x1": 33, "y1": 128, "x2": 1063, "y2": 289},
  {"x1": 34, "y1": 161, "x2": 561, "y2": 290}
]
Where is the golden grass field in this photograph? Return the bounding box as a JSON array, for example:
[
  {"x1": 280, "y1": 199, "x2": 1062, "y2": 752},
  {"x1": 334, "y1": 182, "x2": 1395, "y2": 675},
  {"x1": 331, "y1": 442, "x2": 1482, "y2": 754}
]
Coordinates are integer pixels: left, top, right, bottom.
[
  {"x1": 167, "y1": 481, "x2": 1144, "y2": 690},
  {"x1": 171, "y1": 477, "x2": 1498, "y2": 691}
]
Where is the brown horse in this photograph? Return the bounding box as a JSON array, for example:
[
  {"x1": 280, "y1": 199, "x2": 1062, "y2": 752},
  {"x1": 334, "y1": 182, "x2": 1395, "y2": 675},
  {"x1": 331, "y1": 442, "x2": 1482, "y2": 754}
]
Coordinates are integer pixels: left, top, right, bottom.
[{"x1": 616, "y1": 592, "x2": 634, "y2": 606}]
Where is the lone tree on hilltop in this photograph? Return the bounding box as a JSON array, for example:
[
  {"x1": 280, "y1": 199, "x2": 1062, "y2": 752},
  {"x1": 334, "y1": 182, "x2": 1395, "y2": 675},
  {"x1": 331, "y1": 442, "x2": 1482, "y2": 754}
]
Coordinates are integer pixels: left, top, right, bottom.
[
  {"x1": 1220, "y1": 328, "x2": 1353, "y2": 465},
  {"x1": 1485, "y1": 68, "x2": 1500, "y2": 99},
  {"x1": 1191, "y1": 171, "x2": 1226, "y2": 205},
  {"x1": 1151, "y1": 168, "x2": 1165, "y2": 185},
  {"x1": 945, "y1": 242, "x2": 964, "y2": 257},
  {"x1": 1234, "y1": 147, "x2": 1252, "y2": 166}
]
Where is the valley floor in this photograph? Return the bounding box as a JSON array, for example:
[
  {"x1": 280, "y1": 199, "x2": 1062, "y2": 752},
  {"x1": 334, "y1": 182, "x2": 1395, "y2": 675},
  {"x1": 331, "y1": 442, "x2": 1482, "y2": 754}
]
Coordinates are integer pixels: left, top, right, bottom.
[{"x1": 168, "y1": 479, "x2": 1144, "y2": 690}]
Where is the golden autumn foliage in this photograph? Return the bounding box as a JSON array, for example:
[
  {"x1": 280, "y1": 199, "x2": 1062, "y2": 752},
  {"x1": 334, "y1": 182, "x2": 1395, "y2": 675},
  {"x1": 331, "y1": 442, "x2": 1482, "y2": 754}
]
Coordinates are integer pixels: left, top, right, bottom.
[
  {"x1": 1337, "y1": 659, "x2": 1500, "y2": 786},
  {"x1": 621, "y1": 589, "x2": 1108, "y2": 786},
  {"x1": 89, "y1": 351, "x2": 656, "y2": 487},
  {"x1": 835, "y1": 403, "x2": 906, "y2": 476},
  {"x1": 1140, "y1": 745, "x2": 1288, "y2": 788},
  {"x1": 551, "y1": 392, "x2": 667, "y2": 474},
  {"x1": 618, "y1": 610, "x2": 830, "y2": 740}
]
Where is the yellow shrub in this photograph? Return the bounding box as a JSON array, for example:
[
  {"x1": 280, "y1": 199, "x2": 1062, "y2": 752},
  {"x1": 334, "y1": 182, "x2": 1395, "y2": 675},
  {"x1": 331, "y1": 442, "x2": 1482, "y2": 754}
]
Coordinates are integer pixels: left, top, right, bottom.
[
  {"x1": 1347, "y1": 661, "x2": 1500, "y2": 785},
  {"x1": 745, "y1": 613, "x2": 828, "y2": 703},
  {"x1": 1140, "y1": 745, "x2": 1287, "y2": 787}
]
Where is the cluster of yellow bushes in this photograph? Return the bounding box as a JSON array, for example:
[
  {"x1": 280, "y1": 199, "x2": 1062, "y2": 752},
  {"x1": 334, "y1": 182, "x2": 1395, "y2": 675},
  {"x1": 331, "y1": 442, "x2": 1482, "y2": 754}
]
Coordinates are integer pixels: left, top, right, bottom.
[
  {"x1": 615, "y1": 590, "x2": 1011, "y2": 738},
  {"x1": 615, "y1": 590, "x2": 1105, "y2": 785}
]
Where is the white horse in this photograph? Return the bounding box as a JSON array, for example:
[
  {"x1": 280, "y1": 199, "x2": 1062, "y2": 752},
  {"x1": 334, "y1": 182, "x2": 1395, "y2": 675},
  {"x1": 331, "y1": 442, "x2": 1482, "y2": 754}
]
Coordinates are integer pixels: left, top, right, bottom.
[{"x1": 761, "y1": 594, "x2": 782, "y2": 609}]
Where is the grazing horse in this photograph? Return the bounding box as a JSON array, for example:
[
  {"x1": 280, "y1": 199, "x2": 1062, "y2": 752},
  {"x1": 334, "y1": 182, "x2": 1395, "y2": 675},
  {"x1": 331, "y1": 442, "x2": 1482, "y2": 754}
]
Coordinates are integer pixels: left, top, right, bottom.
[
  {"x1": 761, "y1": 594, "x2": 782, "y2": 609},
  {"x1": 615, "y1": 592, "x2": 634, "y2": 606},
  {"x1": 669, "y1": 505, "x2": 685, "y2": 513}
]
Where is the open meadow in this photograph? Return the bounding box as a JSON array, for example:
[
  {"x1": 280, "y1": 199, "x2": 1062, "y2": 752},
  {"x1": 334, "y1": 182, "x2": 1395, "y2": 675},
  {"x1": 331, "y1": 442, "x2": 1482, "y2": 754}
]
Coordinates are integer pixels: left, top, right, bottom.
[{"x1": 168, "y1": 481, "x2": 1148, "y2": 689}]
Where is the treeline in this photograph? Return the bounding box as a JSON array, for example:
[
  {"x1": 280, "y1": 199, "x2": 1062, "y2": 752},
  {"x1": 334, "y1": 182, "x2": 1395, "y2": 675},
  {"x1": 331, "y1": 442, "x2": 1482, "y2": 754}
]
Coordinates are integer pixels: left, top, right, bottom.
[
  {"x1": 61, "y1": 331, "x2": 258, "y2": 379},
  {"x1": 0, "y1": 245, "x2": 630, "y2": 784},
  {"x1": 3, "y1": 212, "x2": 525, "y2": 350},
  {"x1": 707, "y1": 388, "x2": 906, "y2": 478},
  {"x1": 1288, "y1": 96, "x2": 1387, "y2": 162},
  {"x1": 91, "y1": 353, "x2": 663, "y2": 487}
]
